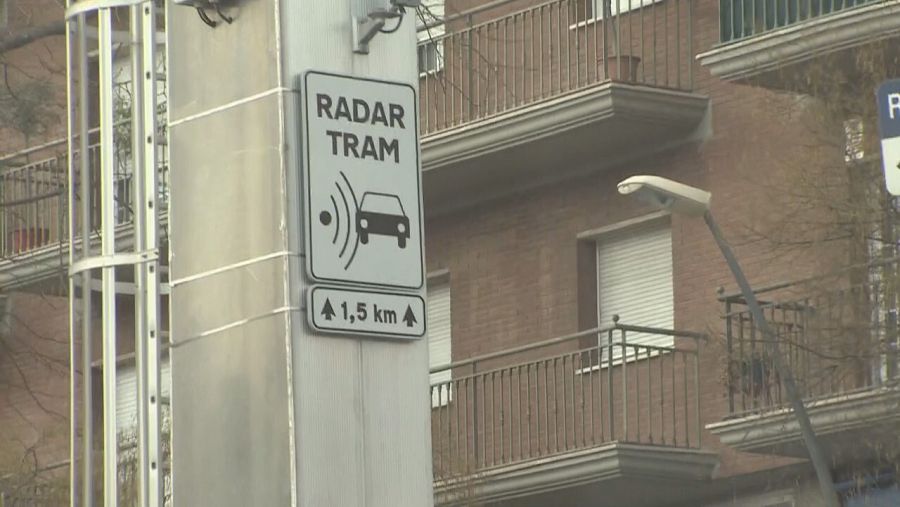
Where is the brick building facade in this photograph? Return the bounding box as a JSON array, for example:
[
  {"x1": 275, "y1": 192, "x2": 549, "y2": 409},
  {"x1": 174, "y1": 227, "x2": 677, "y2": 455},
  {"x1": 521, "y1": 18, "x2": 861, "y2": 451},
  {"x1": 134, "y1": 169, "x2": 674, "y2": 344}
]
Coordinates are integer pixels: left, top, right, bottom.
[{"x1": 1, "y1": 0, "x2": 898, "y2": 505}]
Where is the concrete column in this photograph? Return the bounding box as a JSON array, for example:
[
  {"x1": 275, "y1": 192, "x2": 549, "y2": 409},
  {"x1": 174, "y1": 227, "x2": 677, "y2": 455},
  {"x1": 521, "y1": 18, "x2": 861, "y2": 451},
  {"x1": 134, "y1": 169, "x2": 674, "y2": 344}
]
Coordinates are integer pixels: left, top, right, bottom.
[{"x1": 167, "y1": 1, "x2": 433, "y2": 505}]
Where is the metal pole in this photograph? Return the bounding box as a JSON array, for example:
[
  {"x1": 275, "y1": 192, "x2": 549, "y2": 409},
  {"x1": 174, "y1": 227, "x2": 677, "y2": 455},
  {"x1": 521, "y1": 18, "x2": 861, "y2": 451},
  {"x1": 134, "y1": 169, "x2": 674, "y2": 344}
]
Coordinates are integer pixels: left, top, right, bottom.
[
  {"x1": 77, "y1": 13, "x2": 94, "y2": 507},
  {"x1": 64, "y1": 9, "x2": 78, "y2": 506},
  {"x1": 703, "y1": 211, "x2": 840, "y2": 507},
  {"x1": 694, "y1": 340, "x2": 701, "y2": 447},
  {"x1": 139, "y1": 3, "x2": 163, "y2": 504},
  {"x1": 130, "y1": 6, "x2": 151, "y2": 507},
  {"x1": 98, "y1": 10, "x2": 119, "y2": 507}
]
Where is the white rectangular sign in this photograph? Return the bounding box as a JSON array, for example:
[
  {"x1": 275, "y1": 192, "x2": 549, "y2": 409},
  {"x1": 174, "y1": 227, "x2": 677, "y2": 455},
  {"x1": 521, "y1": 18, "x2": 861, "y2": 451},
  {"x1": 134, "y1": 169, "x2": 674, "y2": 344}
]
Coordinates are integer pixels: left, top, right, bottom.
[
  {"x1": 877, "y1": 79, "x2": 900, "y2": 195},
  {"x1": 881, "y1": 137, "x2": 900, "y2": 196},
  {"x1": 308, "y1": 285, "x2": 426, "y2": 339},
  {"x1": 301, "y1": 71, "x2": 424, "y2": 289}
]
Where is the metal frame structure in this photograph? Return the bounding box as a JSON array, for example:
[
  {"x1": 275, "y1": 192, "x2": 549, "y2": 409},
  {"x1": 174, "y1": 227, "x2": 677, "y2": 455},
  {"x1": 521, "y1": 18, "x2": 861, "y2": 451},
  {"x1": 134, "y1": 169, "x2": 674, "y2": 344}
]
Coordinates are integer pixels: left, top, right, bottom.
[{"x1": 66, "y1": 1, "x2": 162, "y2": 506}]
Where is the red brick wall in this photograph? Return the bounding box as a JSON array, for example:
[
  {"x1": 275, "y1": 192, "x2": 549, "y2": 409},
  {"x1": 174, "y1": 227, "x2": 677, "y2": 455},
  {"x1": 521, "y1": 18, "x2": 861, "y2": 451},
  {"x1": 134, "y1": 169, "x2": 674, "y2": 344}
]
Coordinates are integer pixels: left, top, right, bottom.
[
  {"x1": 0, "y1": 0, "x2": 860, "y2": 492},
  {"x1": 0, "y1": 289, "x2": 150, "y2": 482},
  {"x1": 0, "y1": 292, "x2": 70, "y2": 472},
  {"x1": 424, "y1": 0, "x2": 852, "y2": 481},
  {"x1": 0, "y1": 0, "x2": 68, "y2": 155}
]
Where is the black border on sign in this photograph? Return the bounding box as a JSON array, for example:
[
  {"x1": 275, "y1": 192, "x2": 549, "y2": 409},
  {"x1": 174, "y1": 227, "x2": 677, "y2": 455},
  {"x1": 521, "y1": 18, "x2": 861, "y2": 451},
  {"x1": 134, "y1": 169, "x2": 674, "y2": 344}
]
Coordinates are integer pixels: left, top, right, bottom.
[
  {"x1": 301, "y1": 70, "x2": 425, "y2": 290},
  {"x1": 308, "y1": 285, "x2": 427, "y2": 339}
]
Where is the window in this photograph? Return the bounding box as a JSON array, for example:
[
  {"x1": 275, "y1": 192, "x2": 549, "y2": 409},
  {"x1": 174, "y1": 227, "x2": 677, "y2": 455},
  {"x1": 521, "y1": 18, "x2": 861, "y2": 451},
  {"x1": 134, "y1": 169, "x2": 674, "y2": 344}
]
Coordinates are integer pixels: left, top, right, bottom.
[
  {"x1": 416, "y1": 0, "x2": 444, "y2": 75},
  {"x1": 116, "y1": 356, "x2": 172, "y2": 433},
  {"x1": 417, "y1": 41, "x2": 444, "y2": 75},
  {"x1": 114, "y1": 355, "x2": 173, "y2": 506},
  {"x1": 114, "y1": 175, "x2": 134, "y2": 225},
  {"x1": 427, "y1": 279, "x2": 452, "y2": 407},
  {"x1": 844, "y1": 117, "x2": 865, "y2": 163},
  {"x1": 575, "y1": 0, "x2": 663, "y2": 22},
  {"x1": 596, "y1": 219, "x2": 673, "y2": 355}
]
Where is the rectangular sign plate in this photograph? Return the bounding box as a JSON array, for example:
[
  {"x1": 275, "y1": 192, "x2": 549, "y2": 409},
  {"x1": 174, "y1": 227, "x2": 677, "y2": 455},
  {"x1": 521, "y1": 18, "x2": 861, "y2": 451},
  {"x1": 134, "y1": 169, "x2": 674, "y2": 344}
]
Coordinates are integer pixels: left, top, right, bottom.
[
  {"x1": 301, "y1": 71, "x2": 424, "y2": 289},
  {"x1": 307, "y1": 285, "x2": 426, "y2": 339},
  {"x1": 877, "y1": 79, "x2": 900, "y2": 195}
]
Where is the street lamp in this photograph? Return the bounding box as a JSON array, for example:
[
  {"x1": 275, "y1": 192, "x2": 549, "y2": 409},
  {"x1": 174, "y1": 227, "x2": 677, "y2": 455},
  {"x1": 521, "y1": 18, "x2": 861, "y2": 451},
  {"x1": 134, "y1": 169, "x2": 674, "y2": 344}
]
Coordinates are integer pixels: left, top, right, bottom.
[{"x1": 617, "y1": 175, "x2": 841, "y2": 507}]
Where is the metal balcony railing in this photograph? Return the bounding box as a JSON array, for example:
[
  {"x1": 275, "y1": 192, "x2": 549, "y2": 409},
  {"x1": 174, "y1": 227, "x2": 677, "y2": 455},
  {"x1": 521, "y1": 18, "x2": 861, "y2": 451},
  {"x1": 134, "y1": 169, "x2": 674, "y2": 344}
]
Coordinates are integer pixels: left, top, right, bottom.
[
  {"x1": 429, "y1": 323, "x2": 705, "y2": 482},
  {"x1": 0, "y1": 138, "x2": 169, "y2": 259},
  {"x1": 718, "y1": 0, "x2": 879, "y2": 43},
  {"x1": 417, "y1": 0, "x2": 695, "y2": 135},
  {"x1": 722, "y1": 259, "x2": 900, "y2": 417}
]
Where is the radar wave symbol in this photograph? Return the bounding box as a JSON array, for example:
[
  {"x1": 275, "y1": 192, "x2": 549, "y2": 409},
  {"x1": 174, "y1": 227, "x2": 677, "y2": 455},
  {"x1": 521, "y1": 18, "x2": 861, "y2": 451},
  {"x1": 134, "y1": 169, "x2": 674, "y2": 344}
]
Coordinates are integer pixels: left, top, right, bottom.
[{"x1": 318, "y1": 171, "x2": 360, "y2": 270}]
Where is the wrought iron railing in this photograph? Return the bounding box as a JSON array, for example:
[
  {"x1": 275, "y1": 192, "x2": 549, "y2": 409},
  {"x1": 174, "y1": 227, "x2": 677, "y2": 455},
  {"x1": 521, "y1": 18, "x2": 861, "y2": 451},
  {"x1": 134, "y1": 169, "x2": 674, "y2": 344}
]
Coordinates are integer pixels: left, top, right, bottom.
[
  {"x1": 0, "y1": 139, "x2": 169, "y2": 259},
  {"x1": 718, "y1": 0, "x2": 879, "y2": 43},
  {"x1": 0, "y1": 155, "x2": 66, "y2": 257},
  {"x1": 429, "y1": 323, "x2": 705, "y2": 482},
  {"x1": 417, "y1": 0, "x2": 694, "y2": 135},
  {"x1": 721, "y1": 259, "x2": 900, "y2": 416}
]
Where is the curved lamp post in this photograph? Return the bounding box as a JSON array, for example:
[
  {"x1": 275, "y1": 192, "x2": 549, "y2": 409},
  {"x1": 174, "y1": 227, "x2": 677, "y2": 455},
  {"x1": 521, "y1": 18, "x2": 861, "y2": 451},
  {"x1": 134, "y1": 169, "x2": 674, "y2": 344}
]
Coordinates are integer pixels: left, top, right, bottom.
[{"x1": 617, "y1": 175, "x2": 840, "y2": 507}]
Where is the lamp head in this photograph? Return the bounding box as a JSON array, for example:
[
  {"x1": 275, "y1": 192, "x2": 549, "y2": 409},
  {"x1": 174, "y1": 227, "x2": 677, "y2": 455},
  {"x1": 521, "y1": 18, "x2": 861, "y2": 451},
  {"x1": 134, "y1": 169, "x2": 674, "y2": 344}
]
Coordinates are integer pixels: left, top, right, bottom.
[{"x1": 617, "y1": 175, "x2": 711, "y2": 216}]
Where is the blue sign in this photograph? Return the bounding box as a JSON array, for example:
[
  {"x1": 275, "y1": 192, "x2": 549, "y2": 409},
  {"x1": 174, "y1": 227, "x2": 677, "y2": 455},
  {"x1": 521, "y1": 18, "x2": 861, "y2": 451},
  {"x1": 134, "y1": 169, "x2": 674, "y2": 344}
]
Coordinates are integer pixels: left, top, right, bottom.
[
  {"x1": 877, "y1": 79, "x2": 900, "y2": 139},
  {"x1": 877, "y1": 79, "x2": 900, "y2": 196}
]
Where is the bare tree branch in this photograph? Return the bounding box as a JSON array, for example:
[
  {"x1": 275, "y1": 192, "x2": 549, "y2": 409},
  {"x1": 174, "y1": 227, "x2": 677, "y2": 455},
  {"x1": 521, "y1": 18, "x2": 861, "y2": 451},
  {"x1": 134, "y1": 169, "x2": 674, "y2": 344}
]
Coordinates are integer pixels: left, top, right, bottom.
[
  {"x1": 0, "y1": 21, "x2": 66, "y2": 55},
  {"x1": 0, "y1": 336, "x2": 67, "y2": 421}
]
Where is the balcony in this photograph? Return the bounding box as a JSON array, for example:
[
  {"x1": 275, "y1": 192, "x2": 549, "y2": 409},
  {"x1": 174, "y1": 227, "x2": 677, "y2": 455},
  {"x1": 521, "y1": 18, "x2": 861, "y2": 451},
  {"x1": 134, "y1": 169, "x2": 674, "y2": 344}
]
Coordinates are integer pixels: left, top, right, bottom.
[
  {"x1": 697, "y1": 0, "x2": 900, "y2": 91},
  {"x1": 430, "y1": 323, "x2": 717, "y2": 506},
  {"x1": 418, "y1": 0, "x2": 709, "y2": 213},
  {"x1": 708, "y1": 260, "x2": 900, "y2": 461},
  {"x1": 0, "y1": 138, "x2": 169, "y2": 291}
]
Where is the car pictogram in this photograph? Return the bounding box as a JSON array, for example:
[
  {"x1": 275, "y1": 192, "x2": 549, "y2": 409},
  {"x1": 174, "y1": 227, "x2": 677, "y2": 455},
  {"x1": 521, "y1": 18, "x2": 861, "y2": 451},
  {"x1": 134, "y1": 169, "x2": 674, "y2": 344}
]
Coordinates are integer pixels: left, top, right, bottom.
[{"x1": 356, "y1": 192, "x2": 410, "y2": 248}]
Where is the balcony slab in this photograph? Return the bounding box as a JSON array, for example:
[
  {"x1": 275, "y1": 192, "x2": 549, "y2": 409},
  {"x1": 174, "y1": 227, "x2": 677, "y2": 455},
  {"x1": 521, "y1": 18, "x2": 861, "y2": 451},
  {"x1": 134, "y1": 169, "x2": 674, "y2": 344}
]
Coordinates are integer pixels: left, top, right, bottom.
[
  {"x1": 433, "y1": 442, "x2": 718, "y2": 507},
  {"x1": 421, "y1": 83, "x2": 709, "y2": 214},
  {"x1": 708, "y1": 385, "x2": 900, "y2": 460},
  {"x1": 697, "y1": 0, "x2": 900, "y2": 88}
]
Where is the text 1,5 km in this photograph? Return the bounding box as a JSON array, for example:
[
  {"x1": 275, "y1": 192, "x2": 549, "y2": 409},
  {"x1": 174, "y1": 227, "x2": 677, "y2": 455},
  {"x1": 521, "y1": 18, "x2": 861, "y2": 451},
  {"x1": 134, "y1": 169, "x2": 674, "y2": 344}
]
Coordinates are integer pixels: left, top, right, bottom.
[
  {"x1": 328, "y1": 301, "x2": 405, "y2": 325},
  {"x1": 308, "y1": 285, "x2": 426, "y2": 339}
]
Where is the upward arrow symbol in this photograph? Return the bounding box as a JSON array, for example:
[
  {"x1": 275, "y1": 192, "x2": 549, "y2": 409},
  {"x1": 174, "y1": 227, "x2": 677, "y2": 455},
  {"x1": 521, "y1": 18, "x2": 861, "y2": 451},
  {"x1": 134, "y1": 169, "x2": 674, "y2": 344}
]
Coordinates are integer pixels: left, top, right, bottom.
[
  {"x1": 402, "y1": 305, "x2": 417, "y2": 328},
  {"x1": 321, "y1": 298, "x2": 336, "y2": 321}
]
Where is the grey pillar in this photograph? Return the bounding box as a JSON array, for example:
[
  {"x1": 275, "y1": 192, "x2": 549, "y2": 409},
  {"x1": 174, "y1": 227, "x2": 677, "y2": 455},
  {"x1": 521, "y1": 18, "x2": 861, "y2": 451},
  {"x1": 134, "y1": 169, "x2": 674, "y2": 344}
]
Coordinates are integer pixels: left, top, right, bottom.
[{"x1": 167, "y1": 1, "x2": 434, "y2": 506}]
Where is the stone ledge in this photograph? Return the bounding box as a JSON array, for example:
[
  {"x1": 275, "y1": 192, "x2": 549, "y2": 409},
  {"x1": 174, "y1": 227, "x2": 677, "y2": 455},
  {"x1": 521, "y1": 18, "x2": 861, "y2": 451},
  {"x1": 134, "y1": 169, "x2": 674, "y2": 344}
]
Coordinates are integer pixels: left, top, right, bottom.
[
  {"x1": 697, "y1": 1, "x2": 900, "y2": 82},
  {"x1": 434, "y1": 442, "x2": 719, "y2": 506},
  {"x1": 707, "y1": 385, "x2": 900, "y2": 458},
  {"x1": 420, "y1": 83, "x2": 709, "y2": 214}
]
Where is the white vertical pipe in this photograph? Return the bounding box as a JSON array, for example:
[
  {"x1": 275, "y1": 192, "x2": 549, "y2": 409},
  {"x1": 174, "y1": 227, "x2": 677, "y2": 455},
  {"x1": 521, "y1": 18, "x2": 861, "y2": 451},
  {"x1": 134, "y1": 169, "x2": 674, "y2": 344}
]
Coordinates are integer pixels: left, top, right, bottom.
[
  {"x1": 141, "y1": 2, "x2": 162, "y2": 505},
  {"x1": 98, "y1": 9, "x2": 119, "y2": 507},
  {"x1": 77, "y1": 12, "x2": 94, "y2": 507},
  {"x1": 64, "y1": 8, "x2": 78, "y2": 507},
  {"x1": 130, "y1": 5, "x2": 151, "y2": 507}
]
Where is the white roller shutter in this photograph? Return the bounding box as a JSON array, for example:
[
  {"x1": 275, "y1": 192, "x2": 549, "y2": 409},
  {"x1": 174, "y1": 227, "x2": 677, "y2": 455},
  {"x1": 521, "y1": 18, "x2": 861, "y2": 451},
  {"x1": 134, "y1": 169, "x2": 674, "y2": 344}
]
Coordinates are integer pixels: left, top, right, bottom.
[
  {"x1": 597, "y1": 221, "x2": 673, "y2": 351},
  {"x1": 116, "y1": 356, "x2": 172, "y2": 433},
  {"x1": 427, "y1": 282, "x2": 452, "y2": 406}
]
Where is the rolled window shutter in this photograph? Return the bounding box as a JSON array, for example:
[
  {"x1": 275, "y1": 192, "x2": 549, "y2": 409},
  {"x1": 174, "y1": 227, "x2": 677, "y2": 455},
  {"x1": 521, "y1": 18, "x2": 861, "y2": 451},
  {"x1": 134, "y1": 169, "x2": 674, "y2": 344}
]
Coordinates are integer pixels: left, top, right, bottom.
[
  {"x1": 427, "y1": 283, "x2": 452, "y2": 406},
  {"x1": 597, "y1": 222, "x2": 673, "y2": 353},
  {"x1": 116, "y1": 356, "x2": 172, "y2": 433}
]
